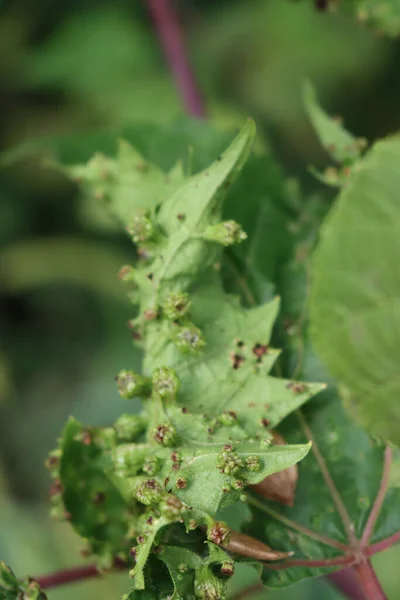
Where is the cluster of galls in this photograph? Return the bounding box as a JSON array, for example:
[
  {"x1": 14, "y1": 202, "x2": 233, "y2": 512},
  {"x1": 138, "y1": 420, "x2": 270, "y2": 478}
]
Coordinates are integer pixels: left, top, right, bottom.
[
  {"x1": 203, "y1": 411, "x2": 242, "y2": 437},
  {"x1": 120, "y1": 209, "x2": 246, "y2": 358},
  {"x1": 215, "y1": 445, "x2": 261, "y2": 495},
  {"x1": 123, "y1": 286, "x2": 206, "y2": 356},
  {"x1": 129, "y1": 479, "x2": 189, "y2": 577},
  {"x1": 151, "y1": 423, "x2": 178, "y2": 447},
  {"x1": 115, "y1": 365, "x2": 180, "y2": 402},
  {"x1": 135, "y1": 479, "x2": 185, "y2": 520},
  {"x1": 203, "y1": 220, "x2": 247, "y2": 247},
  {"x1": 161, "y1": 291, "x2": 206, "y2": 355},
  {"x1": 194, "y1": 565, "x2": 228, "y2": 600}
]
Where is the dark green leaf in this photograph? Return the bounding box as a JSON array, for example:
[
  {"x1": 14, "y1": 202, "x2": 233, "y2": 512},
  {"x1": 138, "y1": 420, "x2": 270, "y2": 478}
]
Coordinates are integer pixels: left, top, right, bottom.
[
  {"x1": 166, "y1": 441, "x2": 311, "y2": 515},
  {"x1": 245, "y1": 350, "x2": 400, "y2": 588},
  {"x1": 0, "y1": 118, "x2": 232, "y2": 172},
  {"x1": 58, "y1": 418, "x2": 135, "y2": 563},
  {"x1": 146, "y1": 280, "x2": 324, "y2": 440}
]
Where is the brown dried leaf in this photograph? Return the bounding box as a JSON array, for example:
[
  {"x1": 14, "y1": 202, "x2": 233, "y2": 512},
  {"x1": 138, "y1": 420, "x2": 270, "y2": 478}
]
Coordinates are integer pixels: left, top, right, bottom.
[{"x1": 225, "y1": 530, "x2": 292, "y2": 561}]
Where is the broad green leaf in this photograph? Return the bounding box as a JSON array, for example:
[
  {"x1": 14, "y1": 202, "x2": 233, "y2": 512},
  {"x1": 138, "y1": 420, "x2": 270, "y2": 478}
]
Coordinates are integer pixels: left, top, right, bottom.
[
  {"x1": 0, "y1": 131, "x2": 119, "y2": 170},
  {"x1": 0, "y1": 118, "x2": 232, "y2": 173},
  {"x1": 303, "y1": 81, "x2": 365, "y2": 165},
  {"x1": 127, "y1": 542, "x2": 232, "y2": 600},
  {"x1": 123, "y1": 555, "x2": 178, "y2": 600},
  {"x1": 156, "y1": 543, "x2": 232, "y2": 600},
  {"x1": 150, "y1": 119, "x2": 256, "y2": 291},
  {"x1": 0, "y1": 118, "x2": 233, "y2": 238},
  {"x1": 121, "y1": 119, "x2": 233, "y2": 174},
  {"x1": 157, "y1": 546, "x2": 199, "y2": 600},
  {"x1": 310, "y1": 136, "x2": 400, "y2": 444},
  {"x1": 62, "y1": 140, "x2": 184, "y2": 227},
  {"x1": 58, "y1": 418, "x2": 135, "y2": 563},
  {"x1": 0, "y1": 561, "x2": 46, "y2": 600},
  {"x1": 166, "y1": 442, "x2": 311, "y2": 515},
  {"x1": 245, "y1": 353, "x2": 400, "y2": 588},
  {"x1": 131, "y1": 517, "x2": 170, "y2": 590},
  {"x1": 146, "y1": 280, "x2": 324, "y2": 438}
]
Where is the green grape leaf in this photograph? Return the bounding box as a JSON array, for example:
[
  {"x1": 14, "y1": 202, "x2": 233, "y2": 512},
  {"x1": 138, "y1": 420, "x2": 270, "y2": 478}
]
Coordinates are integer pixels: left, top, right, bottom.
[
  {"x1": 127, "y1": 542, "x2": 232, "y2": 600},
  {"x1": 158, "y1": 543, "x2": 231, "y2": 600},
  {"x1": 149, "y1": 119, "x2": 256, "y2": 292},
  {"x1": 0, "y1": 117, "x2": 232, "y2": 172},
  {"x1": 166, "y1": 441, "x2": 311, "y2": 515},
  {"x1": 303, "y1": 81, "x2": 365, "y2": 165},
  {"x1": 131, "y1": 517, "x2": 170, "y2": 590},
  {"x1": 120, "y1": 118, "x2": 233, "y2": 174},
  {"x1": 61, "y1": 140, "x2": 184, "y2": 227},
  {"x1": 244, "y1": 349, "x2": 400, "y2": 588},
  {"x1": 57, "y1": 417, "x2": 135, "y2": 563},
  {"x1": 123, "y1": 555, "x2": 177, "y2": 600},
  {"x1": 0, "y1": 562, "x2": 47, "y2": 600},
  {"x1": 157, "y1": 546, "x2": 199, "y2": 600},
  {"x1": 310, "y1": 136, "x2": 400, "y2": 444},
  {"x1": 146, "y1": 280, "x2": 324, "y2": 438}
]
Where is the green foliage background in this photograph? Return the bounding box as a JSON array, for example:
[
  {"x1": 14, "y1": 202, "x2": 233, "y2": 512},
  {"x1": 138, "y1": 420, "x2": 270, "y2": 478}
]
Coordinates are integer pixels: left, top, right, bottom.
[{"x1": 1, "y1": 0, "x2": 400, "y2": 598}]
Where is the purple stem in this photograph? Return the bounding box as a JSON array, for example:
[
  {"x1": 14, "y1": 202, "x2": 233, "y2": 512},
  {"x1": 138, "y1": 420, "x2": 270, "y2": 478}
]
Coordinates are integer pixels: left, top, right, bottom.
[
  {"x1": 35, "y1": 559, "x2": 126, "y2": 590},
  {"x1": 36, "y1": 564, "x2": 101, "y2": 589},
  {"x1": 146, "y1": 0, "x2": 206, "y2": 118},
  {"x1": 353, "y1": 560, "x2": 388, "y2": 600},
  {"x1": 367, "y1": 530, "x2": 400, "y2": 556},
  {"x1": 360, "y1": 447, "x2": 393, "y2": 549},
  {"x1": 327, "y1": 568, "x2": 367, "y2": 600}
]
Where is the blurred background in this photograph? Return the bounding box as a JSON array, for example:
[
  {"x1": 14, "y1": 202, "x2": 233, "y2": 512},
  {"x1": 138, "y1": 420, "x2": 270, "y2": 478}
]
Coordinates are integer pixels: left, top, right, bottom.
[{"x1": 1, "y1": 0, "x2": 400, "y2": 598}]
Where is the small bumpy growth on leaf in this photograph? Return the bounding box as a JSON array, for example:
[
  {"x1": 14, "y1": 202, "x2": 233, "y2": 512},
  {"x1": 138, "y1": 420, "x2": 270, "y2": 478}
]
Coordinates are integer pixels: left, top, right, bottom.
[
  {"x1": 152, "y1": 366, "x2": 180, "y2": 399},
  {"x1": 216, "y1": 449, "x2": 243, "y2": 475},
  {"x1": 195, "y1": 565, "x2": 227, "y2": 600},
  {"x1": 126, "y1": 212, "x2": 156, "y2": 244},
  {"x1": 162, "y1": 291, "x2": 191, "y2": 320},
  {"x1": 151, "y1": 423, "x2": 178, "y2": 447},
  {"x1": 204, "y1": 220, "x2": 247, "y2": 246},
  {"x1": 171, "y1": 322, "x2": 205, "y2": 354},
  {"x1": 136, "y1": 479, "x2": 164, "y2": 506},
  {"x1": 115, "y1": 370, "x2": 151, "y2": 399}
]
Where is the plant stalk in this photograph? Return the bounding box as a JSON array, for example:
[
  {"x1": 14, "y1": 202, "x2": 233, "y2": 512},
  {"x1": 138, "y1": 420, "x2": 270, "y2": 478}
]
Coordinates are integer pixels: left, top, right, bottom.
[
  {"x1": 146, "y1": 0, "x2": 206, "y2": 118},
  {"x1": 360, "y1": 447, "x2": 393, "y2": 549},
  {"x1": 34, "y1": 560, "x2": 126, "y2": 590},
  {"x1": 327, "y1": 568, "x2": 367, "y2": 600},
  {"x1": 35, "y1": 565, "x2": 100, "y2": 589},
  {"x1": 353, "y1": 560, "x2": 388, "y2": 600}
]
